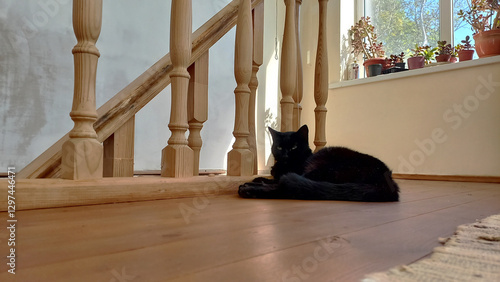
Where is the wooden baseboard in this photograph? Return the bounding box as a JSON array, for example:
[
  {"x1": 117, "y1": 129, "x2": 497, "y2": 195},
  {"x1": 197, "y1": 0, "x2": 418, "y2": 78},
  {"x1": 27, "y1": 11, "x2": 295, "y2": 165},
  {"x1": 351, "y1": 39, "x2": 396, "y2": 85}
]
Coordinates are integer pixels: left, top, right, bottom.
[
  {"x1": 393, "y1": 174, "x2": 500, "y2": 183},
  {"x1": 0, "y1": 175, "x2": 255, "y2": 212},
  {"x1": 1, "y1": 174, "x2": 498, "y2": 212},
  {"x1": 134, "y1": 169, "x2": 226, "y2": 176}
]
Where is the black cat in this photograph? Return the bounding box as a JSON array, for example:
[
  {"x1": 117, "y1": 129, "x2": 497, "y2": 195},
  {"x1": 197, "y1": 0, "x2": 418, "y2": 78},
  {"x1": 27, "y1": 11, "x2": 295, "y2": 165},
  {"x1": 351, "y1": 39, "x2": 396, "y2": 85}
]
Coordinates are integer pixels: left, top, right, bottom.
[{"x1": 238, "y1": 125, "x2": 399, "y2": 202}]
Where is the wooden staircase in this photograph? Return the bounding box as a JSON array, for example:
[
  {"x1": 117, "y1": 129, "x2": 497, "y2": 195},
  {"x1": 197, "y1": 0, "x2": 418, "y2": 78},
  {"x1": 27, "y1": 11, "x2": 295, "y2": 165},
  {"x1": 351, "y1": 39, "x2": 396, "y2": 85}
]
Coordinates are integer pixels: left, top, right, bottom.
[
  {"x1": 8, "y1": 0, "x2": 331, "y2": 210},
  {"x1": 19, "y1": 0, "x2": 266, "y2": 179}
]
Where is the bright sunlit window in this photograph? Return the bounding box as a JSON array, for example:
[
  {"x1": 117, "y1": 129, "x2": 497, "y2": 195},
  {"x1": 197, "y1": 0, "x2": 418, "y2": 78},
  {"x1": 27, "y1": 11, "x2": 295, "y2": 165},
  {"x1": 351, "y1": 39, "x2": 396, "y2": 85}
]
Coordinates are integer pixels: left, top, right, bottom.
[{"x1": 363, "y1": 0, "x2": 476, "y2": 57}]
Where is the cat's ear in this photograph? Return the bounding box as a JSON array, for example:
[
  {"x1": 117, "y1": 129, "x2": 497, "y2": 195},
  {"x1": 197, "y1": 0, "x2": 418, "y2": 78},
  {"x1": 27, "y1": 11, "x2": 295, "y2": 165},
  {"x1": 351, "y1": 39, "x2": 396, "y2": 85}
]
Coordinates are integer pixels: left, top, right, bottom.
[
  {"x1": 268, "y1": 127, "x2": 279, "y2": 141},
  {"x1": 296, "y1": 125, "x2": 309, "y2": 140}
]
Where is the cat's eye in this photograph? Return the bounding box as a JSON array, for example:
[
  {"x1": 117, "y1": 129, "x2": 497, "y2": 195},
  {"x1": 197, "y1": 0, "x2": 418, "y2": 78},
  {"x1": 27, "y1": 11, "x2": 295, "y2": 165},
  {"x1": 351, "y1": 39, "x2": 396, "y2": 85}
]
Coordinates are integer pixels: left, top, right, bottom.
[
  {"x1": 291, "y1": 145, "x2": 298, "y2": 150},
  {"x1": 277, "y1": 146, "x2": 282, "y2": 150}
]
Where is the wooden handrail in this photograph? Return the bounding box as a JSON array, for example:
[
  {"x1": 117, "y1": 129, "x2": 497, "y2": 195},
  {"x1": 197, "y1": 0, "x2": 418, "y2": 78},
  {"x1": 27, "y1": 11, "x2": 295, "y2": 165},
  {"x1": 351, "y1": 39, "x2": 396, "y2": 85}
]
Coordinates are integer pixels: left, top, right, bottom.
[{"x1": 19, "y1": 0, "x2": 264, "y2": 179}]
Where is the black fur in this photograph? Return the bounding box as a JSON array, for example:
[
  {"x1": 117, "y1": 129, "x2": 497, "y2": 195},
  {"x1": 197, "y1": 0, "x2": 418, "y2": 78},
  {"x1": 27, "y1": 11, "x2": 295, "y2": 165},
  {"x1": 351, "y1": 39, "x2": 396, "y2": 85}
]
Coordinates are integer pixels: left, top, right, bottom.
[{"x1": 238, "y1": 125, "x2": 399, "y2": 202}]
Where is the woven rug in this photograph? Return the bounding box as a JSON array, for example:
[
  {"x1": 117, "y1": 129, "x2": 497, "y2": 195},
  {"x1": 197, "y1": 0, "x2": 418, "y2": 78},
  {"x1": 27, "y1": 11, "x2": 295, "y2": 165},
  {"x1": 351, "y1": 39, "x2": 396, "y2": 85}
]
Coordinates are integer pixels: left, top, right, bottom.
[{"x1": 364, "y1": 214, "x2": 500, "y2": 281}]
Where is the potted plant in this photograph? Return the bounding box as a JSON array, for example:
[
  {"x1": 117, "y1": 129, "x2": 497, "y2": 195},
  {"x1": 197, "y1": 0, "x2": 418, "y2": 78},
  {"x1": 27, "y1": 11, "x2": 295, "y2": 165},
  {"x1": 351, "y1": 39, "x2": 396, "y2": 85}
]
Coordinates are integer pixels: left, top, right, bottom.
[
  {"x1": 435, "y1": 40, "x2": 453, "y2": 62},
  {"x1": 349, "y1": 16, "x2": 386, "y2": 77},
  {"x1": 408, "y1": 44, "x2": 426, "y2": 69},
  {"x1": 390, "y1": 52, "x2": 406, "y2": 69},
  {"x1": 458, "y1": 0, "x2": 500, "y2": 57},
  {"x1": 451, "y1": 44, "x2": 460, "y2": 62},
  {"x1": 422, "y1": 45, "x2": 438, "y2": 65},
  {"x1": 457, "y1": 35, "x2": 475, "y2": 61}
]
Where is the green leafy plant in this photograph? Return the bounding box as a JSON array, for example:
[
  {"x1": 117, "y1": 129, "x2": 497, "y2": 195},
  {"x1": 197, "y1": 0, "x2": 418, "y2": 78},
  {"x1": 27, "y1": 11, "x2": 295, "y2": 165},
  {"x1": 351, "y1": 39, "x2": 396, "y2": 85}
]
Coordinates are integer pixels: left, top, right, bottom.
[
  {"x1": 349, "y1": 16, "x2": 385, "y2": 59},
  {"x1": 435, "y1": 40, "x2": 453, "y2": 56},
  {"x1": 461, "y1": 35, "x2": 474, "y2": 50},
  {"x1": 422, "y1": 46, "x2": 438, "y2": 64},
  {"x1": 453, "y1": 44, "x2": 462, "y2": 56},
  {"x1": 411, "y1": 44, "x2": 437, "y2": 64},
  {"x1": 389, "y1": 52, "x2": 405, "y2": 63},
  {"x1": 410, "y1": 44, "x2": 426, "y2": 57},
  {"x1": 458, "y1": 0, "x2": 500, "y2": 34}
]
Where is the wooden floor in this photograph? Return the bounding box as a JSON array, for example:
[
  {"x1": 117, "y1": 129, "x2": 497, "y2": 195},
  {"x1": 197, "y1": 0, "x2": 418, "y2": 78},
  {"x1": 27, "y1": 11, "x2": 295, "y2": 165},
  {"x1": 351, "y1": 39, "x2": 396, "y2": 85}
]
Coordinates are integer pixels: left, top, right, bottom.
[{"x1": 1, "y1": 179, "x2": 499, "y2": 281}]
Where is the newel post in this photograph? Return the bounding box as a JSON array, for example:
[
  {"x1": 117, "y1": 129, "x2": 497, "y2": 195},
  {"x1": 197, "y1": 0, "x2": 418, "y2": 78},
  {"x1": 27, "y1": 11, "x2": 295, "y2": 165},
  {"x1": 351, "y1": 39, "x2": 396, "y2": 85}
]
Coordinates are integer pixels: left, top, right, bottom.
[
  {"x1": 61, "y1": 0, "x2": 103, "y2": 180},
  {"x1": 280, "y1": 0, "x2": 297, "y2": 132},
  {"x1": 227, "y1": 0, "x2": 254, "y2": 176},
  {"x1": 314, "y1": 0, "x2": 329, "y2": 152},
  {"x1": 162, "y1": 0, "x2": 194, "y2": 177}
]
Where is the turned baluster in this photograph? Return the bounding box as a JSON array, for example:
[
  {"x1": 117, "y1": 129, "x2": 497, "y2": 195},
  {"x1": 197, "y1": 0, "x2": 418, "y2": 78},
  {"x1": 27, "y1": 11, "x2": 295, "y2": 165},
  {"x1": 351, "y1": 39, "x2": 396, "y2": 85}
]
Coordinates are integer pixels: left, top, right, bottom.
[
  {"x1": 61, "y1": 0, "x2": 103, "y2": 180},
  {"x1": 162, "y1": 0, "x2": 194, "y2": 177},
  {"x1": 248, "y1": 2, "x2": 264, "y2": 175},
  {"x1": 314, "y1": 0, "x2": 329, "y2": 152},
  {"x1": 188, "y1": 51, "x2": 209, "y2": 176},
  {"x1": 293, "y1": 0, "x2": 303, "y2": 131},
  {"x1": 227, "y1": 0, "x2": 254, "y2": 176},
  {"x1": 280, "y1": 0, "x2": 297, "y2": 132}
]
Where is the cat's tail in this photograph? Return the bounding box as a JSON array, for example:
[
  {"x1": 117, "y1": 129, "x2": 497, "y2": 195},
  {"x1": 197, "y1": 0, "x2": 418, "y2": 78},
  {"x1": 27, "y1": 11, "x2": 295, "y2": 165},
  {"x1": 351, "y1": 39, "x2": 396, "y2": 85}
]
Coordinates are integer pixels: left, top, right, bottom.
[{"x1": 279, "y1": 173, "x2": 399, "y2": 202}]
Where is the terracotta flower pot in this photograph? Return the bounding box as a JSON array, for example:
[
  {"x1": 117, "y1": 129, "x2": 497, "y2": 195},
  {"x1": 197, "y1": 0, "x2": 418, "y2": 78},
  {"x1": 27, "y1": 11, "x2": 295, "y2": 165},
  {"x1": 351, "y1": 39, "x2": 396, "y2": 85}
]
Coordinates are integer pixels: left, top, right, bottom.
[
  {"x1": 407, "y1": 56, "x2": 425, "y2": 69},
  {"x1": 436, "y1": 54, "x2": 451, "y2": 62},
  {"x1": 473, "y1": 29, "x2": 500, "y2": 58},
  {"x1": 458, "y1": 50, "x2": 474, "y2": 61}
]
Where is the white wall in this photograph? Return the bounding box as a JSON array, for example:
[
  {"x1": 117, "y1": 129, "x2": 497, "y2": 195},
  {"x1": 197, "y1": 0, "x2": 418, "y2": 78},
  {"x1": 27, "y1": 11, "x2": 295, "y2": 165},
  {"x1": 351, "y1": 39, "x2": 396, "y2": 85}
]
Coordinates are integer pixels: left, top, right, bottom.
[
  {"x1": 299, "y1": 1, "x2": 500, "y2": 177},
  {"x1": 0, "y1": 0, "x2": 280, "y2": 172},
  {"x1": 299, "y1": 0, "x2": 500, "y2": 177},
  {"x1": 326, "y1": 60, "x2": 500, "y2": 177}
]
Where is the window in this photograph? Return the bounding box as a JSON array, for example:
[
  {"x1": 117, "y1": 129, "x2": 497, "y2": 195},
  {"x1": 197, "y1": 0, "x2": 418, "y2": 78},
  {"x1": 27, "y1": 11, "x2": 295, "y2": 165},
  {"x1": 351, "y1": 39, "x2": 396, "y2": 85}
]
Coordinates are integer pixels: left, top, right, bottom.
[
  {"x1": 365, "y1": 0, "x2": 440, "y2": 57},
  {"x1": 362, "y1": 0, "x2": 476, "y2": 57},
  {"x1": 453, "y1": 0, "x2": 479, "y2": 58}
]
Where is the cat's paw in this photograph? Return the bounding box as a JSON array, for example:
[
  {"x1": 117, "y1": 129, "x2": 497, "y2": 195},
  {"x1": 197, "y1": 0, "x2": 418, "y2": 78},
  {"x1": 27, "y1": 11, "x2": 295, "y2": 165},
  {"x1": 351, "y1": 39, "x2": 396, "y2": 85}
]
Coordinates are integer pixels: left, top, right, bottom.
[
  {"x1": 239, "y1": 182, "x2": 280, "y2": 199},
  {"x1": 238, "y1": 183, "x2": 259, "y2": 198}
]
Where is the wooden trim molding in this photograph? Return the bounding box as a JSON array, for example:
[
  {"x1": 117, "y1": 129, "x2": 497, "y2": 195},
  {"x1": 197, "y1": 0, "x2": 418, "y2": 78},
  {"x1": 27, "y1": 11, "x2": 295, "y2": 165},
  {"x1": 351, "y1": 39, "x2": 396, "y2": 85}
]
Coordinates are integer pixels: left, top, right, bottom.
[
  {"x1": 393, "y1": 174, "x2": 500, "y2": 184},
  {"x1": 0, "y1": 176, "x2": 255, "y2": 211}
]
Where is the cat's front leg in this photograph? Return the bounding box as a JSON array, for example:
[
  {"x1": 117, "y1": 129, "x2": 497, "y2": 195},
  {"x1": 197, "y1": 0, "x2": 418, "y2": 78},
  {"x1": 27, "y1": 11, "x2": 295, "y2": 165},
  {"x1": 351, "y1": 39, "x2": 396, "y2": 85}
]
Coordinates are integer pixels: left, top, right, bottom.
[
  {"x1": 238, "y1": 182, "x2": 280, "y2": 199},
  {"x1": 251, "y1": 176, "x2": 275, "y2": 184}
]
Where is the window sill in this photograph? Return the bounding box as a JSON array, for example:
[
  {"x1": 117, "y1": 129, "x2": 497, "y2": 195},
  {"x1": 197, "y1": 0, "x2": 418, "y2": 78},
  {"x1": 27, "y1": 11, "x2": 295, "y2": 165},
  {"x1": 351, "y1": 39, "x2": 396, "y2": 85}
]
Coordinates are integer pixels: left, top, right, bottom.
[{"x1": 329, "y1": 56, "x2": 500, "y2": 90}]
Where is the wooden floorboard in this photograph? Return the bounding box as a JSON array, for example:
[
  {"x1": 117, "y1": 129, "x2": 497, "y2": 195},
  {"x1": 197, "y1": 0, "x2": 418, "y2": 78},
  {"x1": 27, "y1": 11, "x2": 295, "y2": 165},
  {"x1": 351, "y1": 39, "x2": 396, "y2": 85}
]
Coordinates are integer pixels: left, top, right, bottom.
[{"x1": 0, "y1": 180, "x2": 499, "y2": 281}]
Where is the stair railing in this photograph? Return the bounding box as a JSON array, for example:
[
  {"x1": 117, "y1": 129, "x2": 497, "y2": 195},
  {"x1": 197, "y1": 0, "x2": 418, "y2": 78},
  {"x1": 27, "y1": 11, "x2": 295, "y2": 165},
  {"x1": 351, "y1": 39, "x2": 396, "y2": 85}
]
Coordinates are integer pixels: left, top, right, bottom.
[{"x1": 19, "y1": 0, "x2": 328, "y2": 180}]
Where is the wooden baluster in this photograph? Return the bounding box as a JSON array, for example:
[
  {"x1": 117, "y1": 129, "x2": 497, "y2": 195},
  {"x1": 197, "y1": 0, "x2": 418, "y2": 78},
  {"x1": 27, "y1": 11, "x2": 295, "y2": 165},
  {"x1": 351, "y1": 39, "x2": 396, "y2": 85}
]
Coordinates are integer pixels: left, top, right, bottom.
[
  {"x1": 248, "y1": 2, "x2": 264, "y2": 175},
  {"x1": 227, "y1": 0, "x2": 254, "y2": 176},
  {"x1": 61, "y1": 0, "x2": 103, "y2": 180},
  {"x1": 293, "y1": 0, "x2": 303, "y2": 131},
  {"x1": 162, "y1": 0, "x2": 194, "y2": 177},
  {"x1": 103, "y1": 116, "x2": 134, "y2": 177},
  {"x1": 188, "y1": 51, "x2": 209, "y2": 176},
  {"x1": 314, "y1": 0, "x2": 329, "y2": 152},
  {"x1": 280, "y1": 0, "x2": 297, "y2": 132}
]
